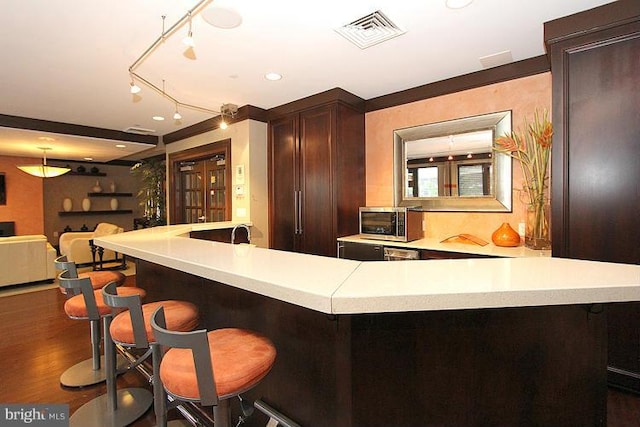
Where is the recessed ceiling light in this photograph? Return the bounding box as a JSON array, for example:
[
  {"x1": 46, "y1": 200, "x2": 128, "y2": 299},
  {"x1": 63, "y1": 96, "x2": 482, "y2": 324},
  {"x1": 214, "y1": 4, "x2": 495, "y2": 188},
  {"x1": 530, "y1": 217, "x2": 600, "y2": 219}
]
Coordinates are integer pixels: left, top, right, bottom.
[
  {"x1": 446, "y1": 0, "x2": 473, "y2": 9},
  {"x1": 115, "y1": 144, "x2": 126, "y2": 148},
  {"x1": 84, "y1": 157, "x2": 93, "y2": 161},
  {"x1": 201, "y1": 6, "x2": 242, "y2": 29},
  {"x1": 265, "y1": 72, "x2": 282, "y2": 81},
  {"x1": 38, "y1": 136, "x2": 56, "y2": 142},
  {"x1": 152, "y1": 116, "x2": 165, "y2": 121}
]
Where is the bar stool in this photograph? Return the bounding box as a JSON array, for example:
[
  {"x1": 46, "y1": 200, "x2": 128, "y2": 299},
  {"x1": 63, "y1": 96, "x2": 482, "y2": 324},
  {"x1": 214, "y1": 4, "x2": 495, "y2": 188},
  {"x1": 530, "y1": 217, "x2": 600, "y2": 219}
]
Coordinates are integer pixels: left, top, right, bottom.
[
  {"x1": 55, "y1": 255, "x2": 126, "y2": 296},
  {"x1": 150, "y1": 306, "x2": 277, "y2": 427},
  {"x1": 58, "y1": 270, "x2": 152, "y2": 427},
  {"x1": 54, "y1": 256, "x2": 129, "y2": 387},
  {"x1": 101, "y1": 282, "x2": 200, "y2": 427}
]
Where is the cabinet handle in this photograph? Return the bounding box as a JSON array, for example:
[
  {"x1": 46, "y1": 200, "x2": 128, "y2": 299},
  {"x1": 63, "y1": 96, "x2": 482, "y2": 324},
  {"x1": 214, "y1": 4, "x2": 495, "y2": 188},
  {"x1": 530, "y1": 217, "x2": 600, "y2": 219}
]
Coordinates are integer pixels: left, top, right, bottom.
[
  {"x1": 297, "y1": 190, "x2": 303, "y2": 234},
  {"x1": 294, "y1": 191, "x2": 299, "y2": 234}
]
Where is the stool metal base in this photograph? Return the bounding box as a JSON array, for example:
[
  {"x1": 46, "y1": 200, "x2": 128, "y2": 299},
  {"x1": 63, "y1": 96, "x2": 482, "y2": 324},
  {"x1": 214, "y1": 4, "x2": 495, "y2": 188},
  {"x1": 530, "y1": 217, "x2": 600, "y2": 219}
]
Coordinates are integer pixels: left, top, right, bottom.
[
  {"x1": 60, "y1": 354, "x2": 127, "y2": 388},
  {"x1": 70, "y1": 387, "x2": 152, "y2": 427}
]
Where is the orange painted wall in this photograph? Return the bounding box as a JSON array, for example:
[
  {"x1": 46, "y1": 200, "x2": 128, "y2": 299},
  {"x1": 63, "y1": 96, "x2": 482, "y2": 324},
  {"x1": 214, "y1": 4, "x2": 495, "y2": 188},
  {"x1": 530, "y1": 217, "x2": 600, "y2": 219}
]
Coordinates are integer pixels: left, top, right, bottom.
[
  {"x1": 365, "y1": 72, "x2": 551, "y2": 242},
  {"x1": 0, "y1": 156, "x2": 44, "y2": 235}
]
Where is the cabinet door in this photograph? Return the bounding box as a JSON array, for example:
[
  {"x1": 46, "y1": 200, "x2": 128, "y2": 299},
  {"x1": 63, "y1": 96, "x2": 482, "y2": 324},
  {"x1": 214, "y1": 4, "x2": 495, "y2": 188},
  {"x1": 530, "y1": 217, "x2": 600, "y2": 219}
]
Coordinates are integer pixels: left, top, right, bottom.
[
  {"x1": 550, "y1": 21, "x2": 640, "y2": 392},
  {"x1": 563, "y1": 32, "x2": 640, "y2": 263},
  {"x1": 338, "y1": 241, "x2": 384, "y2": 261},
  {"x1": 269, "y1": 115, "x2": 299, "y2": 252},
  {"x1": 299, "y1": 106, "x2": 335, "y2": 256}
]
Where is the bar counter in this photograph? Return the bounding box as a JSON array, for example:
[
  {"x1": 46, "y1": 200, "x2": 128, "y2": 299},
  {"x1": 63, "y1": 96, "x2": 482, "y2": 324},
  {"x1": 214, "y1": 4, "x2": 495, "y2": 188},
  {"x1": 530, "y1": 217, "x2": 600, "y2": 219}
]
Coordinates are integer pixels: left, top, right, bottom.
[{"x1": 96, "y1": 224, "x2": 640, "y2": 427}]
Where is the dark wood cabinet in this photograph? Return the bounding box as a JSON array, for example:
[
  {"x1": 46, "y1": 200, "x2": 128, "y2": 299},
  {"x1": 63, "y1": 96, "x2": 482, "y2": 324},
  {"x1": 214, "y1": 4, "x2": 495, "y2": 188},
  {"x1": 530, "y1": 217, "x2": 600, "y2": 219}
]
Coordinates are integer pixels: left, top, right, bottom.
[
  {"x1": 545, "y1": 0, "x2": 640, "y2": 393},
  {"x1": 268, "y1": 93, "x2": 365, "y2": 257}
]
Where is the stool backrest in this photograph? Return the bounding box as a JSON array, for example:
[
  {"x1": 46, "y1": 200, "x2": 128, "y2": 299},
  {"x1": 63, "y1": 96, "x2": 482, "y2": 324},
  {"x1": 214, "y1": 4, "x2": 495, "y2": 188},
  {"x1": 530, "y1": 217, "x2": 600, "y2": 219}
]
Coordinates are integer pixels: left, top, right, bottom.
[
  {"x1": 150, "y1": 306, "x2": 219, "y2": 406},
  {"x1": 101, "y1": 282, "x2": 149, "y2": 348},
  {"x1": 58, "y1": 270, "x2": 100, "y2": 320},
  {"x1": 54, "y1": 256, "x2": 80, "y2": 296}
]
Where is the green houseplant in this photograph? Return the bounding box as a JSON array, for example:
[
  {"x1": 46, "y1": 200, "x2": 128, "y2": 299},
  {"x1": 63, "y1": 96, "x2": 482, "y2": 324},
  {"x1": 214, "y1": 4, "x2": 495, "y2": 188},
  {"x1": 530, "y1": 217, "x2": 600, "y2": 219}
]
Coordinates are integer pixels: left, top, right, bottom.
[{"x1": 130, "y1": 157, "x2": 166, "y2": 226}]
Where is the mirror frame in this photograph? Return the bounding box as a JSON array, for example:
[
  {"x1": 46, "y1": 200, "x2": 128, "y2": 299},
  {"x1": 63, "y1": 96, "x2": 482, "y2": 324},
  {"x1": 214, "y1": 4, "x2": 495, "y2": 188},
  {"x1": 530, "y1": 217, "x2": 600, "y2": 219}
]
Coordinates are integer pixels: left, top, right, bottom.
[{"x1": 393, "y1": 110, "x2": 512, "y2": 212}]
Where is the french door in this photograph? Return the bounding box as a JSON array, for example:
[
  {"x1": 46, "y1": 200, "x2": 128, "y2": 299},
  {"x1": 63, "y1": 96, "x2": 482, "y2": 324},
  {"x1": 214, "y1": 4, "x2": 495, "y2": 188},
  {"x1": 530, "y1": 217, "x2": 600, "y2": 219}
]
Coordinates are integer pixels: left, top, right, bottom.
[{"x1": 169, "y1": 140, "x2": 231, "y2": 224}]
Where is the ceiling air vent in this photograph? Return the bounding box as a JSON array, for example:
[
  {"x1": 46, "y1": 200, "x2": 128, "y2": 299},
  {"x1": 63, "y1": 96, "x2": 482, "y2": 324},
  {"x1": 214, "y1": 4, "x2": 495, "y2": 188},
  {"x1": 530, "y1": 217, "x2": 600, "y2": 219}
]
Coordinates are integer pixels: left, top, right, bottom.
[
  {"x1": 123, "y1": 126, "x2": 156, "y2": 135},
  {"x1": 335, "y1": 10, "x2": 406, "y2": 49}
]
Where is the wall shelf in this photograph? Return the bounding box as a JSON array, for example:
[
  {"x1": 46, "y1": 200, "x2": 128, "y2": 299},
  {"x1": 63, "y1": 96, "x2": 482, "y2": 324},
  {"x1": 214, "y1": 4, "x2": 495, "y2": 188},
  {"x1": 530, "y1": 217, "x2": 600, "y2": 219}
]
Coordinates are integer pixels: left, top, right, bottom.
[
  {"x1": 88, "y1": 192, "x2": 133, "y2": 197},
  {"x1": 59, "y1": 210, "x2": 133, "y2": 216}
]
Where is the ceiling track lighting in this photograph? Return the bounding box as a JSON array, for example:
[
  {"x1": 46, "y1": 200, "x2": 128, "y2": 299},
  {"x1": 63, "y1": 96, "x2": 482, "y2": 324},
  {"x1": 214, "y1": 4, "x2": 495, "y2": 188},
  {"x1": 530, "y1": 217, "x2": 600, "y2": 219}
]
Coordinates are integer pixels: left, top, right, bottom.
[
  {"x1": 182, "y1": 12, "x2": 195, "y2": 47},
  {"x1": 219, "y1": 103, "x2": 238, "y2": 129},
  {"x1": 129, "y1": 76, "x2": 141, "y2": 94},
  {"x1": 128, "y1": 0, "x2": 235, "y2": 125},
  {"x1": 17, "y1": 147, "x2": 71, "y2": 178}
]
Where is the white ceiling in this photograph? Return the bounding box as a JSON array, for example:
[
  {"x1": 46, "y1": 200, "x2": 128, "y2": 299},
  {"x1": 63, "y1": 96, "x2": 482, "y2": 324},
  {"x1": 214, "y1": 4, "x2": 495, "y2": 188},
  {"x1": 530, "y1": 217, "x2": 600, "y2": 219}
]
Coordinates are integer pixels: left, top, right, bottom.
[{"x1": 0, "y1": 0, "x2": 614, "y2": 163}]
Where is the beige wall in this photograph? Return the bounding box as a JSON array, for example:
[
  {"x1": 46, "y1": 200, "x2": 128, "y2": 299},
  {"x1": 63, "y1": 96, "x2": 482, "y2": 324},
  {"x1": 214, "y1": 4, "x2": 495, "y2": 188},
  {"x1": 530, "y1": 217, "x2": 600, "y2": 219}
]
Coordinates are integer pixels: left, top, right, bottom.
[
  {"x1": 165, "y1": 119, "x2": 269, "y2": 248},
  {"x1": 0, "y1": 156, "x2": 44, "y2": 235},
  {"x1": 365, "y1": 72, "x2": 552, "y2": 243}
]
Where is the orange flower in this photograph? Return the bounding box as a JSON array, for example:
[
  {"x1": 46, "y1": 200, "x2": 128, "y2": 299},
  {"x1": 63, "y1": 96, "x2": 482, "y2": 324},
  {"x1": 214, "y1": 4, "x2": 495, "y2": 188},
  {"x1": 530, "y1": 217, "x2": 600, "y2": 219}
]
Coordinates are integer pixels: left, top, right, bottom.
[
  {"x1": 495, "y1": 135, "x2": 519, "y2": 152},
  {"x1": 493, "y1": 109, "x2": 552, "y2": 206},
  {"x1": 533, "y1": 120, "x2": 553, "y2": 149}
]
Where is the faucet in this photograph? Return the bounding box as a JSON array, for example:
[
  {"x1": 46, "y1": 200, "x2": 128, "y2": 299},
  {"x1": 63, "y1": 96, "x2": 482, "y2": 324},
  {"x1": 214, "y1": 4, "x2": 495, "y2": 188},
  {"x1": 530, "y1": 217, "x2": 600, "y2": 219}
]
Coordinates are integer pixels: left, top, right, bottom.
[{"x1": 231, "y1": 224, "x2": 251, "y2": 245}]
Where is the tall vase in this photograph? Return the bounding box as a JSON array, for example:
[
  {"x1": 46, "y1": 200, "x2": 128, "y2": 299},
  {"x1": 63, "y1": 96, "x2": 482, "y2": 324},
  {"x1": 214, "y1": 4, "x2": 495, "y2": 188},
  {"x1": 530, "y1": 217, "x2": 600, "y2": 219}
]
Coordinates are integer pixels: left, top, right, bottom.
[
  {"x1": 82, "y1": 198, "x2": 91, "y2": 212},
  {"x1": 525, "y1": 201, "x2": 551, "y2": 250}
]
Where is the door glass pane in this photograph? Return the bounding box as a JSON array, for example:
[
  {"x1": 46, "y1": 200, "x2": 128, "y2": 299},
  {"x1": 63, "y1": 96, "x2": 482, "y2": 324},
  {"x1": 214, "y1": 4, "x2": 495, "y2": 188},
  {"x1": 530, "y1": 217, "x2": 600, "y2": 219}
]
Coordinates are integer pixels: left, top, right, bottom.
[
  {"x1": 181, "y1": 165, "x2": 203, "y2": 223},
  {"x1": 207, "y1": 157, "x2": 226, "y2": 222}
]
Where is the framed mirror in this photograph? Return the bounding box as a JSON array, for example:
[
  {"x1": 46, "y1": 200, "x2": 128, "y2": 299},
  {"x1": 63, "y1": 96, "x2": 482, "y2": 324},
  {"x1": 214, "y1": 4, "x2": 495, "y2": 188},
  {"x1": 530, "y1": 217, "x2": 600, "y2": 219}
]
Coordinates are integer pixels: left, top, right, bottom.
[{"x1": 393, "y1": 110, "x2": 512, "y2": 212}]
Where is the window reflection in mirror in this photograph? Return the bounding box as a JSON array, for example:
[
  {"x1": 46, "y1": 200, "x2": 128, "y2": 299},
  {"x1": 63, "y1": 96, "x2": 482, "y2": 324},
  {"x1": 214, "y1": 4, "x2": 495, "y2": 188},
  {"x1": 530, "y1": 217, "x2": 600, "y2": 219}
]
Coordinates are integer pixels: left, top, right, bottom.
[{"x1": 394, "y1": 111, "x2": 512, "y2": 212}]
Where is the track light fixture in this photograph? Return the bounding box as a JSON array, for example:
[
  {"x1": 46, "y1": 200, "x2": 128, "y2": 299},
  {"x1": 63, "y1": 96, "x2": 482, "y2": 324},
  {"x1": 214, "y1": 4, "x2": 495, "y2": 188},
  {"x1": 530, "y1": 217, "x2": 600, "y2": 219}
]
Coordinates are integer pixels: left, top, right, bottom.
[
  {"x1": 130, "y1": 76, "x2": 141, "y2": 94},
  {"x1": 219, "y1": 103, "x2": 238, "y2": 129},
  {"x1": 127, "y1": 0, "x2": 239, "y2": 125},
  {"x1": 182, "y1": 12, "x2": 195, "y2": 47},
  {"x1": 173, "y1": 102, "x2": 182, "y2": 120}
]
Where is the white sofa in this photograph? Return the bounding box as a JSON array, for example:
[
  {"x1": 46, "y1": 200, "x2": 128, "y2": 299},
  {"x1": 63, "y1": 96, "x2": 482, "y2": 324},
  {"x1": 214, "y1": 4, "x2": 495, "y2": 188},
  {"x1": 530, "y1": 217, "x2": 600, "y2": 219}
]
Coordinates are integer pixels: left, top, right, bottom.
[
  {"x1": 0, "y1": 234, "x2": 57, "y2": 287},
  {"x1": 59, "y1": 223, "x2": 124, "y2": 266}
]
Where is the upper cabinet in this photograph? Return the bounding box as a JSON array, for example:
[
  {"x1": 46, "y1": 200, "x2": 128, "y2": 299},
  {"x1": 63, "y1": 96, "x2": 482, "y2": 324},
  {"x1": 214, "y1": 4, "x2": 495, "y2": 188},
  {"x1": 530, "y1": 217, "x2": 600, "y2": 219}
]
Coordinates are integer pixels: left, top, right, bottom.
[
  {"x1": 545, "y1": 0, "x2": 640, "y2": 262},
  {"x1": 268, "y1": 91, "x2": 365, "y2": 257}
]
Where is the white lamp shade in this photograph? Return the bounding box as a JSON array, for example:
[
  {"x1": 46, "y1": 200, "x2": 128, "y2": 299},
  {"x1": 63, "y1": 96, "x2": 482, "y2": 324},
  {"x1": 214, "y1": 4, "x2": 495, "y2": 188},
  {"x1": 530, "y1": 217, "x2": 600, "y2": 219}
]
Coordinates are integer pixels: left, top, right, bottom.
[{"x1": 17, "y1": 164, "x2": 70, "y2": 178}]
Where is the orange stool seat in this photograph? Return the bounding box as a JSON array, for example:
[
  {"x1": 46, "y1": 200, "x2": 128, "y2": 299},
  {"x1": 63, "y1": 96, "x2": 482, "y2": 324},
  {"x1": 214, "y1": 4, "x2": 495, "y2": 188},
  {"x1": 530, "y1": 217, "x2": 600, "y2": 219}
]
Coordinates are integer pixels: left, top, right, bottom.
[
  {"x1": 59, "y1": 270, "x2": 126, "y2": 294},
  {"x1": 159, "y1": 328, "x2": 276, "y2": 400},
  {"x1": 64, "y1": 287, "x2": 146, "y2": 319},
  {"x1": 81, "y1": 270, "x2": 126, "y2": 289},
  {"x1": 110, "y1": 300, "x2": 200, "y2": 345}
]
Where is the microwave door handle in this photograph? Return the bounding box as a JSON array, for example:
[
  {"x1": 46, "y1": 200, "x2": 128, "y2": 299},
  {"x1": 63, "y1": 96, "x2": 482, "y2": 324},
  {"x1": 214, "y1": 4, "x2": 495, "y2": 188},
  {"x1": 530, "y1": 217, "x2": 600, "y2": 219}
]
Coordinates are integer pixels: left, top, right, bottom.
[{"x1": 394, "y1": 214, "x2": 399, "y2": 237}]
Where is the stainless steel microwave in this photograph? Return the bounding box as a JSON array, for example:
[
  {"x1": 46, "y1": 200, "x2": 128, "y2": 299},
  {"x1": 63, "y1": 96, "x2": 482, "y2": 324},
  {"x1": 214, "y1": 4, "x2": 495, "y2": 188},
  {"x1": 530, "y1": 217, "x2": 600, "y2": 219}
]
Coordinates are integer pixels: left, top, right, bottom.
[{"x1": 359, "y1": 207, "x2": 423, "y2": 242}]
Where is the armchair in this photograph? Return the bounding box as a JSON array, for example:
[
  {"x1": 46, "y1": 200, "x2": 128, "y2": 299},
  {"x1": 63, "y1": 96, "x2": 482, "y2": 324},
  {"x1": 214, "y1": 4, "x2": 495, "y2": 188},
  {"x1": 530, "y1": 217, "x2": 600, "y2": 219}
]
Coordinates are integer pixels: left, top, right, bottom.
[{"x1": 59, "y1": 223, "x2": 124, "y2": 268}]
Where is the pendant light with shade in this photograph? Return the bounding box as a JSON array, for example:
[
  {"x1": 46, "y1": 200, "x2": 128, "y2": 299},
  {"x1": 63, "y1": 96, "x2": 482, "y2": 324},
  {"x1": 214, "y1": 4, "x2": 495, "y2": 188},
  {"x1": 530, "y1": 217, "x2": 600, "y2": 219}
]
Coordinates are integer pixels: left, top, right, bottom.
[{"x1": 17, "y1": 147, "x2": 70, "y2": 178}]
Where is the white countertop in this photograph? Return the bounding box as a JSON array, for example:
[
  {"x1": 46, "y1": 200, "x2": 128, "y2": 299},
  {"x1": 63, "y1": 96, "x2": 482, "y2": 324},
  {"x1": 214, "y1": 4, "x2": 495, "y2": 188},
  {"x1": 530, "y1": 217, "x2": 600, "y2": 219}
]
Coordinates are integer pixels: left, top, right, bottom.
[
  {"x1": 96, "y1": 224, "x2": 640, "y2": 315},
  {"x1": 338, "y1": 235, "x2": 550, "y2": 258}
]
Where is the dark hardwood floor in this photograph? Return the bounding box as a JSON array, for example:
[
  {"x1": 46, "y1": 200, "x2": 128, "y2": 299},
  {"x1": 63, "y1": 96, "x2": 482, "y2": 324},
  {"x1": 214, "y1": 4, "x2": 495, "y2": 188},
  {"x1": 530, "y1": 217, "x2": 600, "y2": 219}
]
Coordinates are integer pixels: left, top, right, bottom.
[{"x1": 1, "y1": 280, "x2": 639, "y2": 426}]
